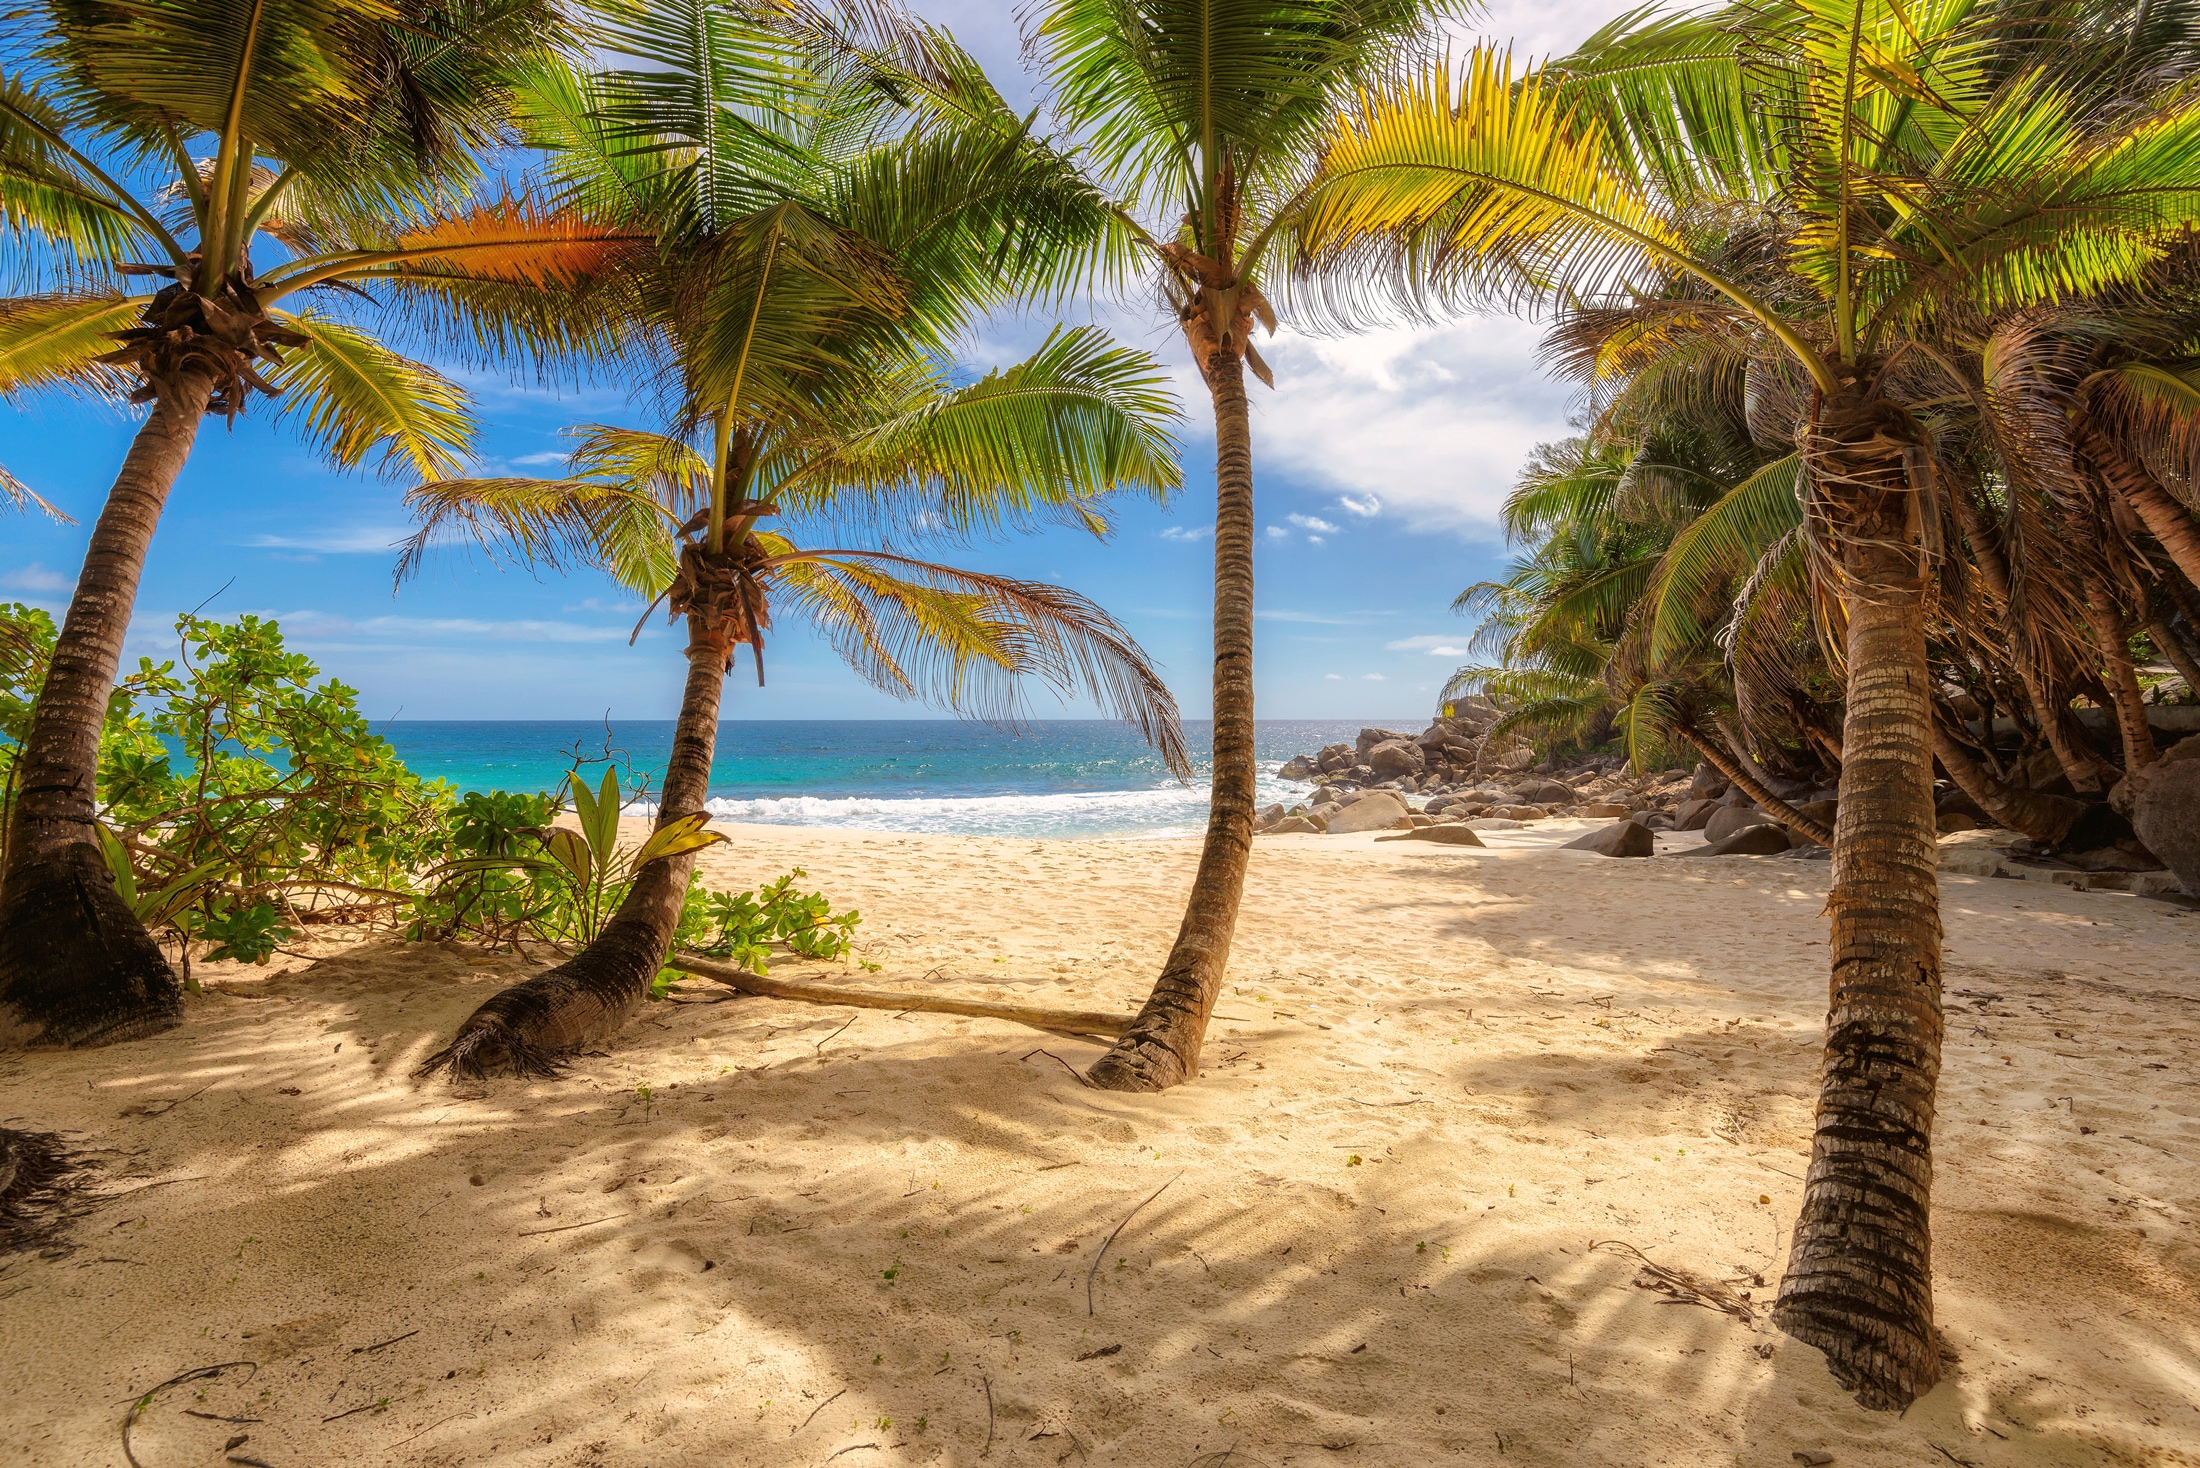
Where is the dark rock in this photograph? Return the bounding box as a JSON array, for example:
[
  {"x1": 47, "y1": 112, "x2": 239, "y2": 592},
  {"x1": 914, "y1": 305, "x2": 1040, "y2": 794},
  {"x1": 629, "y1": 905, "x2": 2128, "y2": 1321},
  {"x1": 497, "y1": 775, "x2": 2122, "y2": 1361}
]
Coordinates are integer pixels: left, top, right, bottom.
[
  {"x1": 1277, "y1": 755, "x2": 1318, "y2": 781},
  {"x1": 1719, "y1": 786, "x2": 1756, "y2": 807},
  {"x1": 2063, "y1": 842, "x2": 2165, "y2": 873},
  {"x1": 1640, "y1": 812, "x2": 1674, "y2": 830},
  {"x1": 1317, "y1": 743, "x2": 1355, "y2": 773},
  {"x1": 1561, "y1": 820, "x2": 1654, "y2": 858},
  {"x1": 1939, "y1": 812, "x2": 1981, "y2": 833},
  {"x1": 1936, "y1": 787, "x2": 1989, "y2": 823},
  {"x1": 1793, "y1": 799, "x2": 1838, "y2": 831},
  {"x1": 1375, "y1": 825, "x2": 1487, "y2": 847},
  {"x1": 1689, "y1": 764, "x2": 1728, "y2": 802},
  {"x1": 1521, "y1": 779, "x2": 1574, "y2": 805},
  {"x1": 1575, "y1": 802, "x2": 1632, "y2": 819},
  {"x1": 1675, "y1": 799, "x2": 1720, "y2": 831},
  {"x1": 2133, "y1": 735, "x2": 2200, "y2": 895},
  {"x1": 1703, "y1": 805, "x2": 1779, "y2": 842},
  {"x1": 1324, "y1": 790, "x2": 1412, "y2": 833},
  {"x1": 2063, "y1": 801, "x2": 2136, "y2": 853},
  {"x1": 1684, "y1": 823, "x2": 1793, "y2": 856}
]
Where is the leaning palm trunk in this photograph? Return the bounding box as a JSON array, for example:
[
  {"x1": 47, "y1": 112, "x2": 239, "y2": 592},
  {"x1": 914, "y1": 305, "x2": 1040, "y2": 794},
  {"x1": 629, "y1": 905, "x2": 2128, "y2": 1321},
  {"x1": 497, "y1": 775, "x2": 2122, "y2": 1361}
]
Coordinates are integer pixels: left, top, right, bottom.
[
  {"x1": 2081, "y1": 420, "x2": 2200, "y2": 591},
  {"x1": 2147, "y1": 616, "x2": 2200, "y2": 697},
  {"x1": 420, "y1": 611, "x2": 729, "y2": 1078},
  {"x1": 2078, "y1": 588, "x2": 2157, "y2": 774},
  {"x1": 1930, "y1": 721, "x2": 2085, "y2": 844},
  {"x1": 1774, "y1": 393, "x2": 1945, "y2": 1410},
  {"x1": 1680, "y1": 729, "x2": 1834, "y2": 847},
  {"x1": 1087, "y1": 355, "x2": 1257, "y2": 1092},
  {"x1": 0, "y1": 370, "x2": 213, "y2": 1047}
]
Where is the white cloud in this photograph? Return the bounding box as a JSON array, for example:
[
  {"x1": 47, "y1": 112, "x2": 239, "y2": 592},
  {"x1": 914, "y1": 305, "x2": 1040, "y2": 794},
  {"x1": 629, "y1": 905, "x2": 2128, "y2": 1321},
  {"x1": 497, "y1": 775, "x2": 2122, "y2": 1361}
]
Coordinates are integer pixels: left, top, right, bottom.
[
  {"x1": 1324, "y1": 673, "x2": 1342, "y2": 680},
  {"x1": 4, "y1": 562, "x2": 73, "y2": 594},
  {"x1": 1361, "y1": 673, "x2": 1387, "y2": 681},
  {"x1": 1286, "y1": 513, "x2": 1339, "y2": 533},
  {"x1": 511, "y1": 451, "x2": 570, "y2": 467},
  {"x1": 1245, "y1": 315, "x2": 1571, "y2": 538},
  {"x1": 1263, "y1": 525, "x2": 1290, "y2": 539},
  {"x1": 246, "y1": 527, "x2": 409, "y2": 554},
  {"x1": 1421, "y1": 645, "x2": 1469, "y2": 657},
  {"x1": 1306, "y1": 534, "x2": 1325, "y2": 545},
  {"x1": 1159, "y1": 524, "x2": 1212, "y2": 542},
  {"x1": 1386, "y1": 634, "x2": 1465, "y2": 651},
  {"x1": 1337, "y1": 494, "x2": 1382, "y2": 518}
]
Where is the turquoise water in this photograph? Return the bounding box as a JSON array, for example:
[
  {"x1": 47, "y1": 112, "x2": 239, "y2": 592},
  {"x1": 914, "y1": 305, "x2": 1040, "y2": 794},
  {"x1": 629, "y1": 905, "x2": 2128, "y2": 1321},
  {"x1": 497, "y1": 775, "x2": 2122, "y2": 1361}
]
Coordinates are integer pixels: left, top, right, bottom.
[{"x1": 379, "y1": 719, "x2": 1403, "y2": 839}]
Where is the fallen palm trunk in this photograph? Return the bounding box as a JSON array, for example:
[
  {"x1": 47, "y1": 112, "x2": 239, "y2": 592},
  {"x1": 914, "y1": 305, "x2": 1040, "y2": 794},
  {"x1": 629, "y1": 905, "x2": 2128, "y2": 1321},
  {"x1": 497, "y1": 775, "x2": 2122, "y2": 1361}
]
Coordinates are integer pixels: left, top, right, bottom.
[{"x1": 667, "y1": 953, "x2": 1136, "y2": 1038}]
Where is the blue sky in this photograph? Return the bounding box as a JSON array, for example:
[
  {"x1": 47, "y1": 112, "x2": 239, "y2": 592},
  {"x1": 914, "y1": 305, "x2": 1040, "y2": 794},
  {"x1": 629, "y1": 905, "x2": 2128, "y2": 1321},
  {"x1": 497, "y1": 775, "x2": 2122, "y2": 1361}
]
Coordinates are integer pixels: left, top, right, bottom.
[{"x1": 0, "y1": 0, "x2": 1624, "y2": 724}]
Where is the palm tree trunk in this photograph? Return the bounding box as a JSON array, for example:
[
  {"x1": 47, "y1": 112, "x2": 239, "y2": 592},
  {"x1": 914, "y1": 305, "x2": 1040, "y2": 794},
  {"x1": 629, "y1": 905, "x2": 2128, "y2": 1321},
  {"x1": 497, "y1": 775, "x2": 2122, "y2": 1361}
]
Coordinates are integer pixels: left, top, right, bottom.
[
  {"x1": 2083, "y1": 420, "x2": 2200, "y2": 590},
  {"x1": 2079, "y1": 590, "x2": 2156, "y2": 773},
  {"x1": 1930, "y1": 720, "x2": 2083, "y2": 844},
  {"x1": 2147, "y1": 616, "x2": 2200, "y2": 700},
  {"x1": 1950, "y1": 479, "x2": 2106, "y2": 793},
  {"x1": 1683, "y1": 730, "x2": 1833, "y2": 846},
  {"x1": 1773, "y1": 392, "x2": 1945, "y2": 1411},
  {"x1": 420, "y1": 634, "x2": 726, "y2": 1078},
  {"x1": 0, "y1": 370, "x2": 212, "y2": 1048},
  {"x1": 1087, "y1": 352, "x2": 1255, "y2": 1092}
]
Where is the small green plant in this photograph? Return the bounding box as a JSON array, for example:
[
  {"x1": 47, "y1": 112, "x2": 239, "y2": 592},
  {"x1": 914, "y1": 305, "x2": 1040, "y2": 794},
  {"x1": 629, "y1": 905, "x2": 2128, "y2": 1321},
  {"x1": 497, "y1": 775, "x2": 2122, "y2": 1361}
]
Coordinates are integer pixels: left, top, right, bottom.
[
  {"x1": 1345, "y1": 1155, "x2": 1362, "y2": 1167},
  {"x1": 636, "y1": 1084, "x2": 655, "y2": 1122}
]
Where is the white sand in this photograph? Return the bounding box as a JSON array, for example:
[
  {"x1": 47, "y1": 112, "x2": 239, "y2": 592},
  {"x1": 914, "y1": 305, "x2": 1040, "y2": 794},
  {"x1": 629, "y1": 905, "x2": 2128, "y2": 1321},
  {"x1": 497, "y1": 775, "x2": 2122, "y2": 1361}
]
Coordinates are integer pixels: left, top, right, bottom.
[{"x1": 3, "y1": 818, "x2": 2197, "y2": 1467}]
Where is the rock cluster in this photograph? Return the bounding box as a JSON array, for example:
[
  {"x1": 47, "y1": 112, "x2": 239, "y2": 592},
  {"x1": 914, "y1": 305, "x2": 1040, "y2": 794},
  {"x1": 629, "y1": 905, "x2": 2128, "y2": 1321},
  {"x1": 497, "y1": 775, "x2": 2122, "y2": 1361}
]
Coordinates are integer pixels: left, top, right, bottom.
[{"x1": 1258, "y1": 707, "x2": 1710, "y2": 836}]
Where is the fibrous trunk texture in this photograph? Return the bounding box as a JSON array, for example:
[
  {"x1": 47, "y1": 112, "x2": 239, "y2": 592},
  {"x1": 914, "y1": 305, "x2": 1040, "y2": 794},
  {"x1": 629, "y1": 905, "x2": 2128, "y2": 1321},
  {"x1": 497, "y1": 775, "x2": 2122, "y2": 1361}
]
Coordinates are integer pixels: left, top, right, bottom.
[
  {"x1": 0, "y1": 372, "x2": 211, "y2": 1048},
  {"x1": 1685, "y1": 732, "x2": 1834, "y2": 847},
  {"x1": 2079, "y1": 590, "x2": 2156, "y2": 775},
  {"x1": 2148, "y1": 617, "x2": 2200, "y2": 699},
  {"x1": 2084, "y1": 420, "x2": 2200, "y2": 591},
  {"x1": 1087, "y1": 352, "x2": 1256, "y2": 1092},
  {"x1": 1774, "y1": 384, "x2": 1945, "y2": 1411},
  {"x1": 420, "y1": 631, "x2": 727, "y2": 1078}
]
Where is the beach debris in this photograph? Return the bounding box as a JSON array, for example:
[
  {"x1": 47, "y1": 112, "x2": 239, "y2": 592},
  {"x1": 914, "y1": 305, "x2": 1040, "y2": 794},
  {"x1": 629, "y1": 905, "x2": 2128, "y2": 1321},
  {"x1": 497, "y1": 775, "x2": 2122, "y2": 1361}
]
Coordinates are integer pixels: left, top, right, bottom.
[
  {"x1": 1087, "y1": 1172, "x2": 1183, "y2": 1315},
  {"x1": 122, "y1": 1361, "x2": 257, "y2": 1468},
  {"x1": 1593, "y1": 1240, "x2": 1759, "y2": 1323}
]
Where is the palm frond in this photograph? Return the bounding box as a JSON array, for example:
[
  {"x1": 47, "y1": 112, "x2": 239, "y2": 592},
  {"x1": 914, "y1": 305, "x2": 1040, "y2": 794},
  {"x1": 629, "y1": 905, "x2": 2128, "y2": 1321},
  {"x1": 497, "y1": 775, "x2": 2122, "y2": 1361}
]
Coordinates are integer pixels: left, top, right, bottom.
[
  {"x1": 266, "y1": 311, "x2": 476, "y2": 480},
  {"x1": 763, "y1": 543, "x2": 1189, "y2": 774}
]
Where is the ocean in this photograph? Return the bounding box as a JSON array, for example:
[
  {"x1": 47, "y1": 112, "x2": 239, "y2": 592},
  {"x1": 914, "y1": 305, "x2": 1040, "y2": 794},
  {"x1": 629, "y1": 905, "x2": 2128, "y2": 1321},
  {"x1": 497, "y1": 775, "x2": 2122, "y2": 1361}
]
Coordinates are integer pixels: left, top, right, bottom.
[{"x1": 378, "y1": 719, "x2": 1407, "y2": 840}]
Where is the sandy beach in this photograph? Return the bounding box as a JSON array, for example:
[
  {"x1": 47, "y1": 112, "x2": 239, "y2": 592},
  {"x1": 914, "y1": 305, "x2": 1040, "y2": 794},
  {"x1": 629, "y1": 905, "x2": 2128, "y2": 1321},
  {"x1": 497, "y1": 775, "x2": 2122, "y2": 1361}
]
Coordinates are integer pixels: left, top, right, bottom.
[{"x1": 3, "y1": 818, "x2": 2195, "y2": 1467}]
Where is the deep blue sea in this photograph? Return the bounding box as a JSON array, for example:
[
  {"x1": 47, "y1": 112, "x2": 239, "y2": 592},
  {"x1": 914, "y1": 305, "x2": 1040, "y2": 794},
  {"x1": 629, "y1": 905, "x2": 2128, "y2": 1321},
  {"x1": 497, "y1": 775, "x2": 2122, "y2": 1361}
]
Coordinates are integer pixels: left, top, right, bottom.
[{"x1": 378, "y1": 719, "x2": 1407, "y2": 839}]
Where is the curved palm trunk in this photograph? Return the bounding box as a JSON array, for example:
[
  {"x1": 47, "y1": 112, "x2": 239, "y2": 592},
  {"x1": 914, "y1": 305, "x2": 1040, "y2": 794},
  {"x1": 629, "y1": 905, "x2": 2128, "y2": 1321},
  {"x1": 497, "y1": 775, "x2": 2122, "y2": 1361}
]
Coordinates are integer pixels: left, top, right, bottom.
[
  {"x1": 0, "y1": 371, "x2": 212, "y2": 1048},
  {"x1": 1087, "y1": 353, "x2": 1255, "y2": 1092},
  {"x1": 2083, "y1": 420, "x2": 2200, "y2": 590},
  {"x1": 1930, "y1": 721, "x2": 2084, "y2": 844},
  {"x1": 420, "y1": 636, "x2": 726, "y2": 1078},
  {"x1": 1948, "y1": 480, "x2": 2106, "y2": 794},
  {"x1": 1682, "y1": 730, "x2": 1833, "y2": 847},
  {"x1": 2147, "y1": 616, "x2": 2200, "y2": 699},
  {"x1": 1773, "y1": 392, "x2": 1945, "y2": 1411},
  {"x1": 2079, "y1": 590, "x2": 2156, "y2": 774}
]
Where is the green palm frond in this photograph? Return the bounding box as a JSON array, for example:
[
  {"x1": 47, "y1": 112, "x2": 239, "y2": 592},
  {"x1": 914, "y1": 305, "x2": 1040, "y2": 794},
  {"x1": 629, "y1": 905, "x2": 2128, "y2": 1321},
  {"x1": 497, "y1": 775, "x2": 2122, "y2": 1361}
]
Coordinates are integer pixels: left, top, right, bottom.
[
  {"x1": 773, "y1": 325, "x2": 1180, "y2": 535},
  {"x1": 0, "y1": 292, "x2": 142, "y2": 398},
  {"x1": 394, "y1": 471, "x2": 681, "y2": 594},
  {"x1": 265, "y1": 312, "x2": 477, "y2": 480},
  {"x1": 1645, "y1": 453, "x2": 1803, "y2": 665}
]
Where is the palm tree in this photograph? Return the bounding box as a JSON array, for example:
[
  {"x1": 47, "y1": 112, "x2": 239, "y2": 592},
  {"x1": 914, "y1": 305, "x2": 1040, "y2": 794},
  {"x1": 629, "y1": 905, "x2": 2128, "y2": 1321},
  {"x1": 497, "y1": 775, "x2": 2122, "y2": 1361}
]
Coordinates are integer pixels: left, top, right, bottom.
[
  {"x1": 1292, "y1": 9, "x2": 2200, "y2": 1407},
  {"x1": 403, "y1": 4, "x2": 1187, "y2": 1078},
  {"x1": 405, "y1": 346, "x2": 1185, "y2": 1078},
  {"x1": 1024, "y1": 0, "x2": 1467, "y2": 1093},
  {"x1": 0, "y1": 0, "x2": 642, "y2": 1047}
]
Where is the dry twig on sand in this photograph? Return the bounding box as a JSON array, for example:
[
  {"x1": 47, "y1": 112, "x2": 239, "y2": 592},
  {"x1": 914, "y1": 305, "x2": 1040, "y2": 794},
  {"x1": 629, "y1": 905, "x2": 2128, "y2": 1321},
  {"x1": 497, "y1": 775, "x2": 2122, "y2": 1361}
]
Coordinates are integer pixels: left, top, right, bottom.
[
  {"x1": 122, "y1": 1362, "x2": 257, "y2": 1467},
  {"x1": 1592, "y1": 1240, "x2": 1759, "y2": 1323},
  {"x1": 1087, "y1": 1172, "x2": 1183, "y2": 1316}
]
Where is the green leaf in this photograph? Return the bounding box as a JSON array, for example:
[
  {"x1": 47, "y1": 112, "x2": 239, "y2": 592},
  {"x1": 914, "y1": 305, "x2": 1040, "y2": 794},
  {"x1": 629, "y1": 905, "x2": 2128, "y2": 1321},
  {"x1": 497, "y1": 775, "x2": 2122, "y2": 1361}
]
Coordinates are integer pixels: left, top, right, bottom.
[
  {"x1": 631, "y1": 811, "x2": 727, "y2": 867},
  {"x1": 265, "y1": 311, "x2": 476, "y2": 480}
]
